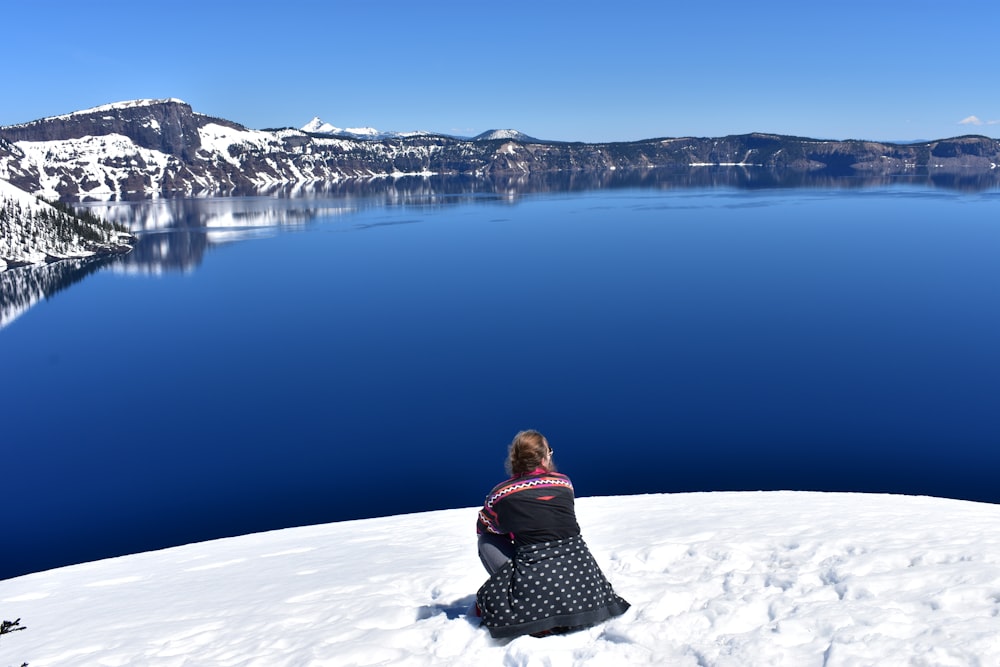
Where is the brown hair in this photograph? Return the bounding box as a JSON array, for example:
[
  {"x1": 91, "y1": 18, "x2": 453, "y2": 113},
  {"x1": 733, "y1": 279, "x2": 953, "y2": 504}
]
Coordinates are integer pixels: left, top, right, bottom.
[{"x1": 506, "y1": 429, "x2": 552, "y2": 476}]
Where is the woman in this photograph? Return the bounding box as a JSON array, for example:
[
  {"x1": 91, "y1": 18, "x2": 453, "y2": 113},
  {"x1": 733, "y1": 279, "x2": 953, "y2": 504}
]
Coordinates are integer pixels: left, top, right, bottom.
[{"x1": 475, "y1": 430, "x2": 630, "y2": 638}]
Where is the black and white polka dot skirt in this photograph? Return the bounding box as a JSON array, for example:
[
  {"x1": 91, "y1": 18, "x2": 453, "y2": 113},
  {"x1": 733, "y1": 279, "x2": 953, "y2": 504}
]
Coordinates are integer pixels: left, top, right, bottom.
[{"x1": 476, "y1": 534, "x2": 630, "y2": 638}]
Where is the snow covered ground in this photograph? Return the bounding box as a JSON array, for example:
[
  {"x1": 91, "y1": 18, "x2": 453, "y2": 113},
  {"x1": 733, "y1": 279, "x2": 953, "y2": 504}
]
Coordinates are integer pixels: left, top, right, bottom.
[
  {"x1": 3, "y1": 492, "x2": 1000, "y2": 666},
  {"x1": 0, "y1": 178, "x2": 132, "y2": 270}
]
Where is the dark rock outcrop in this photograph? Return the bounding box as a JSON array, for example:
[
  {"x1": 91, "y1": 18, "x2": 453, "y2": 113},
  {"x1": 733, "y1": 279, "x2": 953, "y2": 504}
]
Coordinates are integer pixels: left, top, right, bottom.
[{"x1": 0, "y1": 99, "x2": 246, "y2": 161}]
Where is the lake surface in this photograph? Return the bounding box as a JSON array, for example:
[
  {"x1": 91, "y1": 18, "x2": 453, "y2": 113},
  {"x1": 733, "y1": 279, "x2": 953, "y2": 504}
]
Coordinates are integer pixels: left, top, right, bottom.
[{"x1": 2, "y1": 173, "x2": 999, "y2": 580}]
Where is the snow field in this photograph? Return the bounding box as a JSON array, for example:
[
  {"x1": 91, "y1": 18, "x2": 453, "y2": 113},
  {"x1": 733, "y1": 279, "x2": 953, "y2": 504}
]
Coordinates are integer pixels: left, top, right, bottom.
[{"x1": 2, "y1": 492, "x2": 1000, "y2": 666}]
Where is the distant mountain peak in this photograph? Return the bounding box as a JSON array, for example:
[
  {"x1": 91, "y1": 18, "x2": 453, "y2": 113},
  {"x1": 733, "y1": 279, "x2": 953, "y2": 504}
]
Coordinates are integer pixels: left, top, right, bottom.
[
  {"x1": 472, "y1": 129, "x2": 537, "y2": 142},
  {"x1": 301, "y1": 117, "x2": 384, "y2": 139},
  {"x1": 301, "y1": 116, "x2": 338, "y2": 134}
]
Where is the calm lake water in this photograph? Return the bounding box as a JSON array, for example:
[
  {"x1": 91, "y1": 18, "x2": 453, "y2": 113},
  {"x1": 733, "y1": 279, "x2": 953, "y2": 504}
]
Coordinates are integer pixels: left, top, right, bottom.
[{"x1": 2, "y1": 173, "x2": 999, "y2": 580}]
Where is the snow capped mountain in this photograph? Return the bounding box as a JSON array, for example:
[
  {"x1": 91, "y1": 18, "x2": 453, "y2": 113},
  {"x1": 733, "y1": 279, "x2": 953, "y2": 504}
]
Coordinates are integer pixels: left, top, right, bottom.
[
  {"x1": 300, "y1": 116, "x2": 432, "y2": 140},
  {"x1": 301, "y1": 116, "x2": 338, "y2": 134},
  {"x1": 301, "y1": 116, "x2": 391, "y2": 138},
  {"x1": 472, "y1": 129, "x2": 539, "y2": 142}
]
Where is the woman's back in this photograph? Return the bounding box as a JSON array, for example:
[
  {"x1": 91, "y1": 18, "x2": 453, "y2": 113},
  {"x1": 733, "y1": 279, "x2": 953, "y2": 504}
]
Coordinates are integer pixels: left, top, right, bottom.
[{"x1": 484, "y1": 470, "x2": 580, "y2": 546}]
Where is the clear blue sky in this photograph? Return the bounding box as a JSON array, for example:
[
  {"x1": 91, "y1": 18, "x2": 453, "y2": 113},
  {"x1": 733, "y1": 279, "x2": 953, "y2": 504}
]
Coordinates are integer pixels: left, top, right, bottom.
[{"x1": 3, "y1": 0, "x2": 998, "y2": 143}]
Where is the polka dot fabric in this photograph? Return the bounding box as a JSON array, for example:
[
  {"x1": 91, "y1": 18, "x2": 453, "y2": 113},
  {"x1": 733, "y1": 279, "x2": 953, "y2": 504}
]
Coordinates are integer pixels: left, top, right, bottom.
[{"x1": 476, "y1": 534, "x2": 630, "y2": 638}]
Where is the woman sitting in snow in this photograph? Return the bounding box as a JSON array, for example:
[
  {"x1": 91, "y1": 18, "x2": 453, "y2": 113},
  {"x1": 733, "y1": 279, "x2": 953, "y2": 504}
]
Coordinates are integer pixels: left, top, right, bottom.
[{"x1": 475, "y1": 429, "x2": 630, "y2": 638}]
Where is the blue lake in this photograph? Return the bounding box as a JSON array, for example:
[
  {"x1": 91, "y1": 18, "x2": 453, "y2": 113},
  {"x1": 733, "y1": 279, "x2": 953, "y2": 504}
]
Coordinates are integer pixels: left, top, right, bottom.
[{"x1": 2, "y1": 175, "x2": 999, "y2": 580}]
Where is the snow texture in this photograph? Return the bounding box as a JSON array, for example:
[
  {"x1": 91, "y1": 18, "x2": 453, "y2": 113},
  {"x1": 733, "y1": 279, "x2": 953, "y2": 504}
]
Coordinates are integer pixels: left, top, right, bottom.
[
  {"x1": 14, "y1": 134, "x2": 174, "y2": 199},
  {"x1": 3, "y1": 492, "x2": 1000, "y2": 666}
]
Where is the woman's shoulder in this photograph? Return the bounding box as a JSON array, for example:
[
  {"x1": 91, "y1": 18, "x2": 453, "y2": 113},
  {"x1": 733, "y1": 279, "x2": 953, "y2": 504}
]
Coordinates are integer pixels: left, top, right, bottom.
[
  {"x1": 487, "y1": 470, "x2": 573, "y2": 499},
  {"x1": 491, "y1": 469, "x2": 570, "y2": 486},
  {"x1": 526, "y1": 469, "x2": 573, "y2": 484}
]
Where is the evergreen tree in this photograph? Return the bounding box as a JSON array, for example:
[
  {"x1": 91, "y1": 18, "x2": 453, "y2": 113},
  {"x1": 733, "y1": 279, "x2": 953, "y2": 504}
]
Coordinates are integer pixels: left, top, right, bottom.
[{"x1": 0, "y1": 618, "x2": 28, "y2": 666}]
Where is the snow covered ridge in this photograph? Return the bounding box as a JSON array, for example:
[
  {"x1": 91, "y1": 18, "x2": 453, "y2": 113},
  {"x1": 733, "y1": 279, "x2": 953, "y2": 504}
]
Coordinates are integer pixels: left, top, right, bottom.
[
  {"x1": 299, "y1": 117, "x2": 536, "y2": 142},
  {"x1": 2, "y1": 492, "x2": 1000, "y2": 666},
  {"x1": 0, "y1": 178, "x2": 134, "y2": 272},
  {"x1": 2, "y1": 99, "x2": 1000, "y2": 202},
  {"x1": 3, "y1": 98, "x2": 189, "y2": 128}
]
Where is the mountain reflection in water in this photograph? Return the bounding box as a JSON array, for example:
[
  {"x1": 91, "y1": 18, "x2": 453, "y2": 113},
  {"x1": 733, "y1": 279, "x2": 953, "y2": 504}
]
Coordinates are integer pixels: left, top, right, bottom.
[
  {"x1": 79, "y1": 166, "x2": 1000, "y2": 270},
  {"x1": 3, "y1": 168, "x2": 999, "y2": 329}
]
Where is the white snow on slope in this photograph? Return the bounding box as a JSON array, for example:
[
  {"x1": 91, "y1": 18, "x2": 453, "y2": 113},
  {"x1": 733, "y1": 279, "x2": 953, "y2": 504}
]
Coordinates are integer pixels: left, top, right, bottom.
[
  {"x1": 14, "y1": 134, "x2": 174, "y2": 200},
  {"x1": 2, "y1": 492, "x2": 1000, "y2": 666},
  {"x1": 10, "y1": 124, "x2": 313, "y2": 201},
  {"x1": 1, "y1": 178, "x2": 129, "y2": 270},
  {"x1": 0, "y1": 178, "x2": 51, "y2": 270},
  {"x1": 0, "y1": 177, "x2": 49, "y2": 217},
  {"x1": 198, "y1": 122, "x2": 281, "y2": 167}
]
